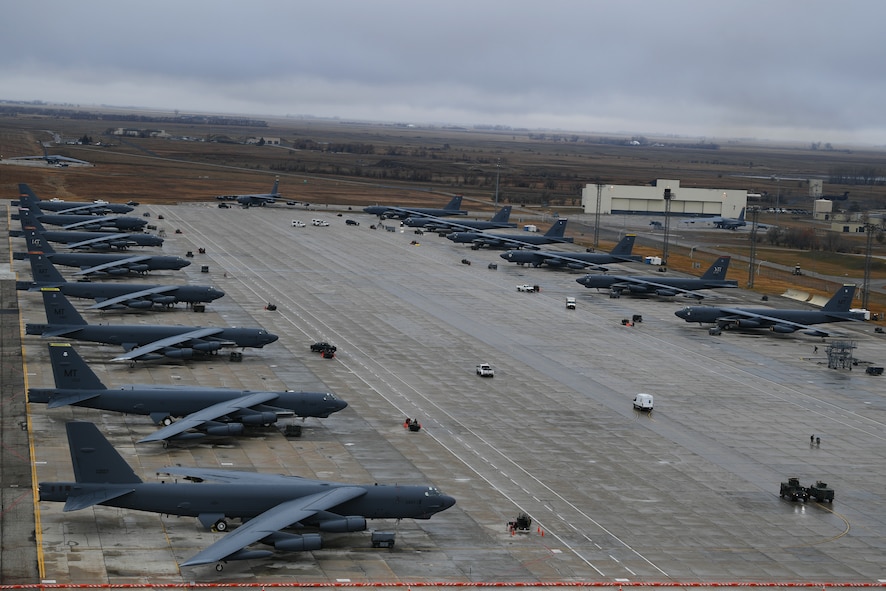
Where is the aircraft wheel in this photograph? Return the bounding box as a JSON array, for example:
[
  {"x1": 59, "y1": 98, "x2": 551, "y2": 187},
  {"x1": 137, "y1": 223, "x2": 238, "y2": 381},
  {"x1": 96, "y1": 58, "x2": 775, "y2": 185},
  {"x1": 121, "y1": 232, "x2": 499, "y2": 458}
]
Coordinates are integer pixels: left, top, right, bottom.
[
  {"x1": 129, "y1": 361, "x2": 136, "y2": 369},
  {"x1": 215, "y1": 563, "x2": 224, "y2": 572},
  {"x1": 162, "y1": 416, "x2": 174, "y2": 426},
  {"x1": 215, "y1": 519, "x2": 228, "y2": 532}
]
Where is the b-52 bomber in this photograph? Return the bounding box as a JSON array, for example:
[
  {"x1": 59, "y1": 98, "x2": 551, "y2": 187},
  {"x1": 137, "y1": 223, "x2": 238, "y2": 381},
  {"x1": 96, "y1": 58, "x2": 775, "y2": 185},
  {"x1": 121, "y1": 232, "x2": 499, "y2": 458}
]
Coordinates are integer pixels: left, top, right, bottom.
[
  {"x1": 499, "y1": 234, "x2": 640, "y2": 270},
  {"x1": 219, "y1": 177, "x2": 283, "y2": 207},
  {"x1": 363, "y1": 195, "x2": 467, "y2": 220},
  {"x1": 16, "y1": 229, "x2": 189, "y2": 277},
  {"x1": 447, "y1": 218, "x2": 573, "y2": 250},
  {"x1": 17, "y1": 252, "x2": 224, "y2": 310},
  {"x1": 12, "y1": 187, "x2": 135, "y2": 214},
  {"x1": 675, "y1": 284, "x2": 863, "y2": 337},
  {"x1": 30, "y1": 343, "x2": 347, "y2": 443},
  {"x1": 25, "y1": 289, "x2": 278, "y2": 362},
  {"x1": 40, "y1": 421, "x2": 456, "y2": 570},
  {"x1": 402, "y1": 205, "x2": 515, "y2": 233},
  {"x1": 15, "y1": 208, "x2": 162, "y2": 249},
  {"x1": 14, "y1": 202, "x2": 148, "y2": 232},
  {"x1": 576, "y1": 255, "x2": 737, "y2": 298}
]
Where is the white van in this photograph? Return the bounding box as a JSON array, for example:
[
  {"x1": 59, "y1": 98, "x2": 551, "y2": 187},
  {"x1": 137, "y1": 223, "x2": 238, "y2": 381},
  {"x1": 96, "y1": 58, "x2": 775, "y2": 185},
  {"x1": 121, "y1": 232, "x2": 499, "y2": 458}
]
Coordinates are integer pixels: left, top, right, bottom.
[
  {"x1": 312, "y1": 219, "x2": 329, "y2": 226},
  {"x1": 633, "y1": 393, "x2": 654, "y2": 411},
  {"x1": 565, "y1": 297, "x2": 576, "y2": 309},
  {"x1": 291, "y1": 220, "x2": 306, "y2": 227}
]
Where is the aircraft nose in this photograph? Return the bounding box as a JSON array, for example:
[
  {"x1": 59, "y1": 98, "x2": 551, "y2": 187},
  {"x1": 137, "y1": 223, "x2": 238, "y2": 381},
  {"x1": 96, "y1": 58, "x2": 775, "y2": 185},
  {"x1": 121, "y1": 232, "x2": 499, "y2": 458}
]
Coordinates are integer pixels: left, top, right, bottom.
[
  {"x1": 499, "y1": 252, "x2": 510, "y2": 260},
  {"x1": 264, "y1": 332, "x2": 280, "y2": 344},
  {"x1": 209, "y1": 288, "x2": 225, "y2": 300},
  {"x1": 178, "y1": 259, "x2": 192, "y2": 268},
  {"x1": 675, "y1": 308, "x2": 689, "y2": 319}
]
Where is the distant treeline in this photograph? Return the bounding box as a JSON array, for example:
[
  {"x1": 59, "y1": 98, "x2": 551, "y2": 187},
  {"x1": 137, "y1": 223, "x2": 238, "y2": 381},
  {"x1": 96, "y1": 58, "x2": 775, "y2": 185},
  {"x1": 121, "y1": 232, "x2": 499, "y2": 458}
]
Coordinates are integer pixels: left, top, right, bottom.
[
  {"x1": 828, "y1": 166, "x2": 885, "y2": 185},
  {"x1": 0, "y1": 105, "x2": 266, "y2": 127}
]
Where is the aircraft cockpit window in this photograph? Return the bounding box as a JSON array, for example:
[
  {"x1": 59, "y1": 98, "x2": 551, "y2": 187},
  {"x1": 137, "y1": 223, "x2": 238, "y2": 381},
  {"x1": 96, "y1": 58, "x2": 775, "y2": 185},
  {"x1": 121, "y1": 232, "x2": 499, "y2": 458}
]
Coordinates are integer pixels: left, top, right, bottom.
[{"x1": 425, "y1": 487, "x2": 443, "y2": 496}]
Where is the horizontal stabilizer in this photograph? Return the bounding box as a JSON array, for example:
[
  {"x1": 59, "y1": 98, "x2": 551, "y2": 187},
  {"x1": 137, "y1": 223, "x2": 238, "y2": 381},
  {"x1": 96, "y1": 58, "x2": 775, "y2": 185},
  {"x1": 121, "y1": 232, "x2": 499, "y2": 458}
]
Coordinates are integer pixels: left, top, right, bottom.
[
  {"x1": 64, "y1": 487, "x2": 135, "y2": 512},
  {"x1": 47, "y1": 391, "x2": 101, "y2": 408}
]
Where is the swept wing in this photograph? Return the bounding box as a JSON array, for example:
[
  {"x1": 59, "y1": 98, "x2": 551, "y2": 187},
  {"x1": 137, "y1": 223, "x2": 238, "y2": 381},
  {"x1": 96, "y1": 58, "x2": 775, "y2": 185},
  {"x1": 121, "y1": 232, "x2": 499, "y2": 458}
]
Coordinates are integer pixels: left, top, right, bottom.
[
  {"x1": 712, "y1": 308, "x2": 836, "y2": 335},
  {"x1": 111, "y1": 327, "x2": 226, "y2": 361},
  {"x1": 71, "y1": 255, "x2": 153, "y2": 276},
  {"x1": 87, "y1": 285, "x2": 179, "y2": 310},
  {"x1": 609, "y1": 276, "x2": 715, "y2": 298},
  {"x1": 65, "y1": 233, "x2": 137, "y2": 249},
  {"x1": 138, "y1": 391, "x2": 283, "y2": 442},
  {"x1": 179, "y1": 487, "x2": 366, "y2": 567}
]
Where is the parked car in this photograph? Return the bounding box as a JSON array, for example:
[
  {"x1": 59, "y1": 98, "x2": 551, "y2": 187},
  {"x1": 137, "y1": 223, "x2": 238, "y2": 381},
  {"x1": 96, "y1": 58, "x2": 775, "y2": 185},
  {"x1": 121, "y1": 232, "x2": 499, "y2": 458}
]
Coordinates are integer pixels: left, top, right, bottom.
[
  {"x1": 345, "y1": 219, "x2": 360, "y2": 226},
  {"x1": 291, "y1": 220, "x2": 306, "y2": 227}
]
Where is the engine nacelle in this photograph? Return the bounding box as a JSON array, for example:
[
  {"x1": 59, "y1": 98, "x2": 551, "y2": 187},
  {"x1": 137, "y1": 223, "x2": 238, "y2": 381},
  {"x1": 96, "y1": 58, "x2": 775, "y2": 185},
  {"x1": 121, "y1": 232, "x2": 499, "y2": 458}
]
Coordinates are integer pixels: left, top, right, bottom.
[
  {"x1": 239, "y1": 412, "x2": 279, "y2": 426},
  {"x1": 655, "y1": 289, "x2": 677, "y2": 297},
  {"x1": 319, "y1": 516, "x2": 367, "y2": 533},
  {"x1": 735, "y1": 319, "x2": 763, "y2": 329},
  {"x1": 771, "y1": 324, "x2": 798, "y2": 334},
  {"x1": 129, "y1": 264, "x2": 150, "y2": 272},
  {"x1": 163, "y1": 348, "x2": 194, "y2": 359},
  {"x1": 566, "y1": 262, "x2": 586, "y2": 269},
  {"x1": 273, "y1": 533, "x2": 323, "y2": 552},
  {"x1": 154, "y1": 296, "x2": 177, "y2": 305},
  {"x1": 107, "y1": 268, "x2": 130, "y2": 276},
  {"x1": 193, "y1": 341, "x2": 223, "y2": 352},
  {"x1": 205, "y1": 423, "x2": 245, "y2": 437},
  {"x1": 127, "y1": 300, "x2": 154, "y2": 309}
]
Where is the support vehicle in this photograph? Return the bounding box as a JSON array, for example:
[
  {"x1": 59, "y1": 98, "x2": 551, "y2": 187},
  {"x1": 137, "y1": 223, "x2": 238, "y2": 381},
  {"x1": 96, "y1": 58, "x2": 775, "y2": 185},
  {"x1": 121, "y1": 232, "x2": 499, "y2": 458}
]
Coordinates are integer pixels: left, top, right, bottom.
[{"x1": 476, "y1": 363, "x2": 495, "y2": 377}]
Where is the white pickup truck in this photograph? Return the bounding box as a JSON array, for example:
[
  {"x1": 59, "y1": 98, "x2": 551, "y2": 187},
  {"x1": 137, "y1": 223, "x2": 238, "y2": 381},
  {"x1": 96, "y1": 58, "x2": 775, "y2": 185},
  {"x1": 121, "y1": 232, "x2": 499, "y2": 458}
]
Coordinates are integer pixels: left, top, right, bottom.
[
  {"x1": 476, "y1": 363, "x2": 495, "y2": 377},
  {"x1": 517, "y1": 284, "x2": 538, "y2": 292}
]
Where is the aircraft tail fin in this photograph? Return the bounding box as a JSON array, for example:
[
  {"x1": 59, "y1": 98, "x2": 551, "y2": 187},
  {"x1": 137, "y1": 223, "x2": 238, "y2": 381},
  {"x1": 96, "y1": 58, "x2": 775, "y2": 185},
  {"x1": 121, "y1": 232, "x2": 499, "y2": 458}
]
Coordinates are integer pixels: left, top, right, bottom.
[
  {"x1": 700, "y1": 256, "x2": 731, "y2": 280},
  {"x1": 41, "y1": 288, "x2": 88, "y2": 326},
  {"x1": 490, "y1": 205, "x2": 512, "y2": 223},
  {"x1": 271, "y1": 176, "x2": 279, "y2": 196},
  {"x1": 609, "y1": 234, "x2": 636, "y2": 256},
  {"x1": 443, "y1": 195, "x2": 463, "y2": 210},
  {"x1": 67, "y1": 421, "x2": 142, "y2": 484},
  {"x1": 28, "y1": 252, "x2": 67, "y2": 284},
  {"x1": 22, "y1": 227, "x2": 56, "y2": 253},
  {"x1": 822, "y1": 284, "x2": 856, "y2": 312},
  {"x1": 737, "y1": 208, "x2": 745, "y2": 221},
  {"x1": 48, "y1": 343, "x2": 107, "y2": 391},
  {"x1": 544, "y1": 219, "x2": 568, "y2": 237}
]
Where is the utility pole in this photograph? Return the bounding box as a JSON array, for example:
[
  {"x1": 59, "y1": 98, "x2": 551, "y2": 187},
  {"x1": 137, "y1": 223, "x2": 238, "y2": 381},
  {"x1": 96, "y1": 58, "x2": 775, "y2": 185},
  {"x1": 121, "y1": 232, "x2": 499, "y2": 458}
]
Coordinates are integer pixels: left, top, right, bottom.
[
  {"x1": 863, "y1": 219, "x2": 876, "y2": 310},
  {"x1": 748, "y1": 207, "x2": 759, "y2": 288},
  {"x1": 661, "y1": 187, "x2": 673, "y2": 267},
  {"x1": 494, "y1": 158, "x2": 501, "y2": 207},
  {"x1": 594, "y1": 183, "x2": 603, "y2": 249}
]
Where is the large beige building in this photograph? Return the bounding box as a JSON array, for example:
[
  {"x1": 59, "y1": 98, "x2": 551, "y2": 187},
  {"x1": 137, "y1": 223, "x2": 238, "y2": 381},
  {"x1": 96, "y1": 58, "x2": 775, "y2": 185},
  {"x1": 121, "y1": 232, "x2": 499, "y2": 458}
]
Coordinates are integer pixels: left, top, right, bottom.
[{"x1": 581, "y1": 179, "x2": 747, "y2": 217}]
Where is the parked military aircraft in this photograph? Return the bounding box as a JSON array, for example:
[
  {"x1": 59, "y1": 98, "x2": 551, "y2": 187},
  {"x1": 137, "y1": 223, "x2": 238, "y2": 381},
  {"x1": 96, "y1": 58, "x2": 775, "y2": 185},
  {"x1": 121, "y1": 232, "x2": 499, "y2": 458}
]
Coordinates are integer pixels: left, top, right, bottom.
[
  {"x1": 402, "y1": 205, "x2": 515, "y2": 232},
  {"x1": 447, "y1": 218, "x2": 573, "y2": 250},
  {"x1": 13, "y1": 215, "x2": 162, "y2": 249},
  {"x1": 7, "y1": 144, "x2": 91, "y2": 167},
  {"x1": 13, "y1": 197, "x2": 135, "y2": 215},
  {"x1": 25, "y1": 289, "x2": 278, "y2": 362},
  {"x1": 16, "y1": 183, "x2": 134, "y2": 214},
  {"x1": 576, "y1": 255, "x2": 737, "y2": 298},
  {"x1": 18, "y1": 209, "x2": 148, "y2": 232},
  {"x1": 216, "y1": 177, "x2": 282, "y2": 207},
  {"x1": 363, "y1": 195, "x2": 467, "y2": 220},
  {"x1": 499, "y1": 234, "x2": 641, "y2": 270},
  {"x1": 40, "y1": 421, "x2": 456, "y2": 569},
  {"x1": 17, "y1": 230, "x2": 189, "y2": 277},
  {"x1": 683, "y1": 208, "x2": 750, "y2": 230},
  {"x1": 675, "y1": 284, "x2": 863, "y2": 336},
  {"x1": 17, "y1": 252, "x2": 223, "y2": 310},
  {"x1": 30, "y1": 343, "x2": 346, "y2": 442}
]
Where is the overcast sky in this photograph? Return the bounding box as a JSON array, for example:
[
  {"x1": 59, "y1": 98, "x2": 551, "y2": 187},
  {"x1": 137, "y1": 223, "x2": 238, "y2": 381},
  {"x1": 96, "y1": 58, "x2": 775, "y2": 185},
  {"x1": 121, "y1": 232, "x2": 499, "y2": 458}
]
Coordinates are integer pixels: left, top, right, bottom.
[{"x1": 3, "y1": 1, "x2": 885, "y2": 146}]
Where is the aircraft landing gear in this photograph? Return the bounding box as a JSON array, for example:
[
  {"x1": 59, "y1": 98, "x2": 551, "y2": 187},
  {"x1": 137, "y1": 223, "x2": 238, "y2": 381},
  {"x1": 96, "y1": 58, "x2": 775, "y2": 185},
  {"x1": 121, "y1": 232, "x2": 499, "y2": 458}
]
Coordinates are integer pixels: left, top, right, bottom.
[
  {"x1": 216, "y1": 562, "x2": 224, "y2": 572},
  {"x1": 214, "y1": 518, "x2": 228, "y2": 532}
]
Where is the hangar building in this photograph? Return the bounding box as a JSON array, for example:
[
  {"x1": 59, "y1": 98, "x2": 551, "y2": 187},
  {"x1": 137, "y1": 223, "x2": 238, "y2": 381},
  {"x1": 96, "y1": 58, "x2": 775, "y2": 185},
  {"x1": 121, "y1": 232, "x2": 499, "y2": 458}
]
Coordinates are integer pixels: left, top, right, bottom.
[{"x1": 581, "y1": 179, "x2": 748, "y2": 217}]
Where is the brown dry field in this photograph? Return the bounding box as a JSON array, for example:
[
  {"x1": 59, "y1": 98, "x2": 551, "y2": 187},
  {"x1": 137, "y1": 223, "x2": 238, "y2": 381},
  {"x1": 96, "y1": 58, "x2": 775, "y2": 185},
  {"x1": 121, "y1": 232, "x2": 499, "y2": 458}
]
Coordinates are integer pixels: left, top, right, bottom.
[{"x1": 2, "y1": 107, "x2": 886, "y2": 312}]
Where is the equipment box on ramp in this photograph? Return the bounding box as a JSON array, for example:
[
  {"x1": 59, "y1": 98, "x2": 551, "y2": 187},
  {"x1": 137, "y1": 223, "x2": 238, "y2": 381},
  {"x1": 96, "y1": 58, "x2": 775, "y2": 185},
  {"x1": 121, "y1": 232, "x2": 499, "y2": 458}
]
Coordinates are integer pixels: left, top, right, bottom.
[{"x1": 371, "y1": 531, "x2": 396, "y2": 548}]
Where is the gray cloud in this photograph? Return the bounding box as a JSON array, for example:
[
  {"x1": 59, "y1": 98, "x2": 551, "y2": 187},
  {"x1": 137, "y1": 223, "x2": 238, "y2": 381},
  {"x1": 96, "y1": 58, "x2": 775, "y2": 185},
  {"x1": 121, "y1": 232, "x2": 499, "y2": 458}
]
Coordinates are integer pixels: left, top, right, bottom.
[{"x1": 3, "y1": 0, "x2": 885, "y2": 144}]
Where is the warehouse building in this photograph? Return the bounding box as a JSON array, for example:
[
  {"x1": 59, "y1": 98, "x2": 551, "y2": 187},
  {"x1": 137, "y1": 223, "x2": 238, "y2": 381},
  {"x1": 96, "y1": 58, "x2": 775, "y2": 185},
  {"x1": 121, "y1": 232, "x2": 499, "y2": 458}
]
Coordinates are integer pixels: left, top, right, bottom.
[{"x1": 581, "y1": 179, "x2": 747, "y2": 217}]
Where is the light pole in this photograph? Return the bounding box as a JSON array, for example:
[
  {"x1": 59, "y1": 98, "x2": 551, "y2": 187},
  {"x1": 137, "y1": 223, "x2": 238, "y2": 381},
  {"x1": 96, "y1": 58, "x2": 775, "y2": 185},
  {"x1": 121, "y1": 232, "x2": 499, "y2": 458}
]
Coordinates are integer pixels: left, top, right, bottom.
[
  {"x1": 662, "y1": 187, "x2": 673, "y2": 267},
  {"x1": 771, "y1": 175, "x2": 781, "y2": 224},
  {"x1": 494, "y1": 158, "x2": 501, "y2": 207}
]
